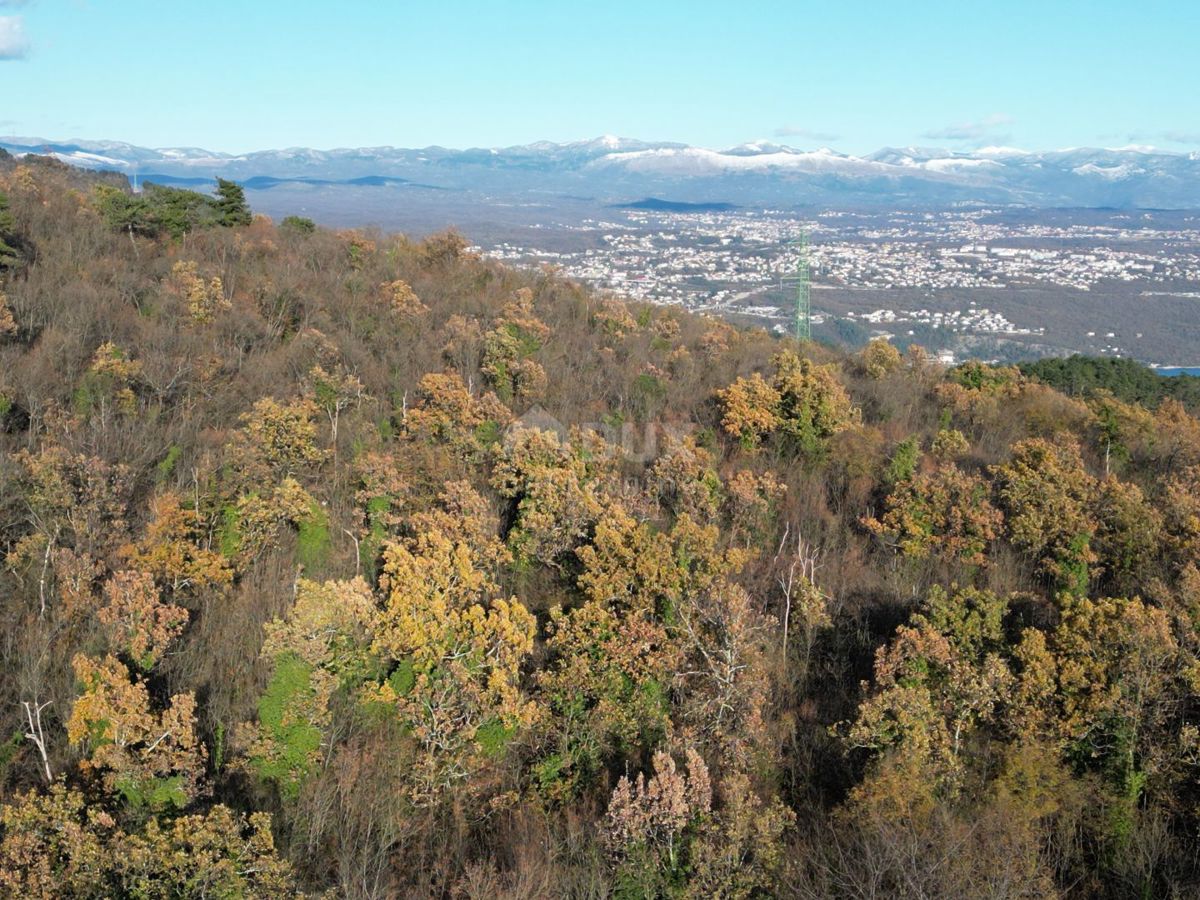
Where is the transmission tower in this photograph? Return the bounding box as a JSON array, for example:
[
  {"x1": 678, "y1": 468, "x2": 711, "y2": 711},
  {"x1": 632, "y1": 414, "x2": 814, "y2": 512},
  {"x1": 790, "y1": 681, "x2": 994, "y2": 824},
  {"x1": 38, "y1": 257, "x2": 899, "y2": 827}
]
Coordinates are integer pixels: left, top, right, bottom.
[{"x1": 790, "y1": 231, "x2": 812, "y2": 342}]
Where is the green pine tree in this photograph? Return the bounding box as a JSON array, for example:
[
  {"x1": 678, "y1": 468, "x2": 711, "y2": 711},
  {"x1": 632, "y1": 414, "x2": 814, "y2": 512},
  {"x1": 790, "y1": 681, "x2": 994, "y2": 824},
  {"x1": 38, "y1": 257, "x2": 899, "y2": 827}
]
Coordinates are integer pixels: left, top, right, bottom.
[{"x1": 214, "y1": 178, "x2": 252, "y2": 227}]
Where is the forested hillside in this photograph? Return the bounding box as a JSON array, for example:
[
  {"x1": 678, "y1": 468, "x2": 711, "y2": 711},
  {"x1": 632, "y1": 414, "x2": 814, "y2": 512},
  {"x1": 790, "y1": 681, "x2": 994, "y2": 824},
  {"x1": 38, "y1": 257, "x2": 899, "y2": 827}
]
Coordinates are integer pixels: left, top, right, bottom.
[
  {"x1": 3, "y1": 157, "x2": 1200, "y2": 898},
  {"x1": 1020, "y1": 355, "x2": 1200, "y2": 411}
]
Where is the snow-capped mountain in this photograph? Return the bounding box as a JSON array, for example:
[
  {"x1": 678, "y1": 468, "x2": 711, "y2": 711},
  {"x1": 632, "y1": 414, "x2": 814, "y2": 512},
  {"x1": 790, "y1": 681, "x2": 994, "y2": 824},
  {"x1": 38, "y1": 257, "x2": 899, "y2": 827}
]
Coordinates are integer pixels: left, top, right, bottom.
[{"x1": 3, "y1": 135, "x2": 1199, "y2": 208}]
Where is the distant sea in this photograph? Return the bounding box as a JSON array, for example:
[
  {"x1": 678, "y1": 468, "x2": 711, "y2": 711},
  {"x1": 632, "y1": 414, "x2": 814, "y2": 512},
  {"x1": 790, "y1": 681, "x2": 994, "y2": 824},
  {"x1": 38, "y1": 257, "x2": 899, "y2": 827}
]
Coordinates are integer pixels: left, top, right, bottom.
[{"x1": 1157, "y1": 367, "x2": 1200, "y2": 377}]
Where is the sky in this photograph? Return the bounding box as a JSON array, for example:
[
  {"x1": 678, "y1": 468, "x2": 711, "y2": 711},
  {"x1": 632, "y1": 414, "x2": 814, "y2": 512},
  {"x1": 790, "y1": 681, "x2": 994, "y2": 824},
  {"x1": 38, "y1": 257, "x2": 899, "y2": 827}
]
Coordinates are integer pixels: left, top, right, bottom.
[{"x1": 1, "y1": 0, "x2": 1197, "y2": 155}]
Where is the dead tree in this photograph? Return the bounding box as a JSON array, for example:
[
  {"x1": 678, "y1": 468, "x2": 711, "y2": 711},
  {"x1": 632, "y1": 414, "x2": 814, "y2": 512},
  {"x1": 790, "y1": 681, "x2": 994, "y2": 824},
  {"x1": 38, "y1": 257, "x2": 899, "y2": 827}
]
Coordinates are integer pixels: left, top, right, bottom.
[{"x1": 22, "y1": 699, "x2": 52, "y2": 783}]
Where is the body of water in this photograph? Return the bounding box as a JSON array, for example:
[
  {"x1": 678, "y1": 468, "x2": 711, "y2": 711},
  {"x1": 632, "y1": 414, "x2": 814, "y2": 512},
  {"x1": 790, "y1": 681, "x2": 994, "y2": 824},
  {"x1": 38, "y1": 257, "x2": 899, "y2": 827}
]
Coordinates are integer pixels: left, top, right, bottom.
[{"x1": 1157, "y1": 367, "x2": 1200, "y2": 377}]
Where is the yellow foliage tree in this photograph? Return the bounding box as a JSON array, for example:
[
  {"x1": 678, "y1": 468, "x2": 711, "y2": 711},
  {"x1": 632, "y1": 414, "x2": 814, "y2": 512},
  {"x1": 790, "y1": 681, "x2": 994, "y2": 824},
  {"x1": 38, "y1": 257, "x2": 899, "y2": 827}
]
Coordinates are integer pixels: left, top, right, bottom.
[
  {"x1": 481, "y1": 288, "x2": 551, "y2": 405},
  {"x1": 717, "y1": 351, "x2": 857, "y2": 453},
  {"x1": 384, "y1": 278, "x2": 428, "y2": 319},
  {"x1": 120, "y1": 492, "x2": 231, "y2": 593},
  {"x1": 492, "y1": 427, "x2": 611, "y2": 565},
  {"x1": 858, "y1": 338, "x2": 903, "y2": 379},
  {"x1": 716, "y1": 372, "x2": 781, "y2": 449},
  {"x1": 647, "y1": 435, "x2": 723, "y2": 523},
  {"x1": 67, "y1": 654, "x2": 206, "y2": 809},
  {"x1": 992, "y1": 438, "x2": 1098, "y2": 592},
  {"x1": 0, "y1": 784, "x2": 298, "y2": 899},
  {"x1": 845, "y1": 588, "x2": 1015, "y2": 809},
  {"x1": 169, "y1": 260, "x2": 229, "y2": 325},
  {"x1": 863, "y1": 464, "x2": 1003, "y2": 566},
  {"x1": 537, "y1": 599, "x2": 680, "y2": 798},
  {"x1": 404, "y1": 371, "x2": 510, "y2": 456},
  {"x1": 372, "y1": 518, "x2": 536, "y2": 804},
  {"x1": 226, "y1": 396, "x2": 327, "y2": 483}
]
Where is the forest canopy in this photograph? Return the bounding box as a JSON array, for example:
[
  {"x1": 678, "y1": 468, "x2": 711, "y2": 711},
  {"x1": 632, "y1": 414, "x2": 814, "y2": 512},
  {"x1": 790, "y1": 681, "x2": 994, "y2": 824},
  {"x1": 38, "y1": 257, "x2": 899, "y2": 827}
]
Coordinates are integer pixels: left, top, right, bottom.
[
  {"x1": 2, "y1": 155, "x2": 1200, "y2": 898},
  {"x1": 1020, "y1": 353, "x2": 1200, "y2": 410}
]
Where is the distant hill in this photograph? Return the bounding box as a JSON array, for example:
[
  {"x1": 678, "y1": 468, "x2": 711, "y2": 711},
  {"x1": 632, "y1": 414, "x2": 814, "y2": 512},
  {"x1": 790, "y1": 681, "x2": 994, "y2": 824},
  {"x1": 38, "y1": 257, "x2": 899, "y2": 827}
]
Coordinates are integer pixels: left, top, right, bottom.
[
  {"x1": 141, "y1": 173, "x2": 427, "y2": 191},
  {"x1": 3, "y1": 134, "x2": 1200, "y2": 208}
]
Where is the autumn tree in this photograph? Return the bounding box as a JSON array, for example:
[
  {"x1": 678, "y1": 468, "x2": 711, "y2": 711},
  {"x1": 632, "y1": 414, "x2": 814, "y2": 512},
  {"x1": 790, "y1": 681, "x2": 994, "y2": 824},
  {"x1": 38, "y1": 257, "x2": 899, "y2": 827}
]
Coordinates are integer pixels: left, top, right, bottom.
[
  {"x1": 226, "y1": 396, "x2": 327, "y2": 484},
  {"x1": 220, "y1": 477, "x2": 322, "y2": 569},
  {"x1": 120, "y1": 492, "x2": 231, "y2": 594},
  {"x1": 724, "y1": 468, "x2": 786, "y2": 544},
  {"x1": 604, "y1": 747, "x2": 793, "y2": 898},
  {"x1": 97, "y1": 570, "x2": 188, "y2": 670},
  {"x1": 383, "y1": 278, "x2": 429, "y2": 319},
  {"x1": 858, "y1": 338, "x2": 903, "y2": 380},
  {"x1": 0, "y1": 289, "x2": 16, "y2": 337},
  {"x1": 772, "y1": 350, "x2": 859, "y2": 456},
  {"x1": 1162, "y1": 465, "x2": 1200, "y2": 572},
  {"x1": 1011, "y1": 594, "x2": 1188, "y2": 847},
  {"x1": 242, "y1": 577, "x2": 377, "y2": 798},
  {"x1": 716, "y1": 372, "x2": 780, "y2": 449},
  {"x1": 491, "y1": 426, "x2": 610, "y2": 566},
  {"x1": 67, "y1": 654, "x2": 206, "y2": 810},
  {"x1": 370, "y1": 504, "x2": 536, "y2": 804},
  {"x1": 0, "y1": 189, "x2": 20, "y2": 269},
  {"x1": 930, "y1": 427, "x2": 970, "y2": 461},
  {"x1": 685, "y1": 771, "x2": 795, "y2": 899},
  {"x1": 992, "y1": 438, "x2": 1098, "y2": 594},
  {"x1": 169, "y1": 260, "x2": 229, "y2": 325},
  {"x1": 350, "y1": 451, "x2": 409, "y2": 575},
  {"x1": 536, "y1": 598, "x2": 680, "y2": 800},
  {"x1": 7, "y1": 445, "x2": 132, "y2": 615},
  {"x1": 0, "y1": 784, "x2": 112, "y2": 897},
  {"x1": 404, "y1": 370, "x2": 510, "y2": 457},
  {"x1": 936, "y1": 360, "x2": 1027, "y2": 427},
  {"x1": 844, "y1": 586, "x2": 1014, "y2": 819},
  {"x1": 864, "y1": 463, "x2": 1003, "y2": 566},
  {"x1": 479, "y1": 287, "x2": 551, "y2": 405},
  {"x1": 604, "y1": 748, "x2": 712, "y2": 892},
  {"x1": 0, "y1": 785, "x2": 298, "y2": 898},
  {"x1": 647, "y1": 434, "x2": 723, "y2": 523},
  {"x1": 716, "y1": 351, "x2": 857, "y2": 454},
  {"x1": 76, "y1": 341, "x2": 143, "y2": 417},
  {"x1": 1092, "y1": 476, "x2": 1163, "y2": 593}
]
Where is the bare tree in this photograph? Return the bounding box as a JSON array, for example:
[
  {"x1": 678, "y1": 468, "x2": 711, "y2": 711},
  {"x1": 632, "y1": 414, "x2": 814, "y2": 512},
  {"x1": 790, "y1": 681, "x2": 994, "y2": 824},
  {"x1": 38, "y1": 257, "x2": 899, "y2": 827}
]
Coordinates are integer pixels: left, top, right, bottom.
[
  {"x1": 22, "y1": 699, "x2": 52, "y2": 783},
  {"x1": 774, "y1": 522, "x2": 828, "y2": 650}
]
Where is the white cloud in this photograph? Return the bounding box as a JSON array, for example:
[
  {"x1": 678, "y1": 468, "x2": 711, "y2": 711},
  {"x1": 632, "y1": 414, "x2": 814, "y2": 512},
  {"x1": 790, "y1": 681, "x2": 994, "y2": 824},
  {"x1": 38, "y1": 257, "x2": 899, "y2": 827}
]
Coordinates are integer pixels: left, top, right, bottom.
[
  {"x1": 773, "y1": 125, "x2": 841, "y2": 142},
  {"x1": 922, "y1": 113, "x2": 1014, "y2": 143},
  {"x1": 0, "y1": 15, "x2": 29, "y2": 59}
]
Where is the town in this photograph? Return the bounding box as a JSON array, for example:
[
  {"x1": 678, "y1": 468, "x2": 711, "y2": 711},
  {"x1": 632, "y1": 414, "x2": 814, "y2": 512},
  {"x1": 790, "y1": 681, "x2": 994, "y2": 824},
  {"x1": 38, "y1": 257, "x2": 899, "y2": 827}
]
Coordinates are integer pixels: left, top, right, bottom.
[{"x1": 481, "y1": 206, "x2": 1200, "y2": 364}]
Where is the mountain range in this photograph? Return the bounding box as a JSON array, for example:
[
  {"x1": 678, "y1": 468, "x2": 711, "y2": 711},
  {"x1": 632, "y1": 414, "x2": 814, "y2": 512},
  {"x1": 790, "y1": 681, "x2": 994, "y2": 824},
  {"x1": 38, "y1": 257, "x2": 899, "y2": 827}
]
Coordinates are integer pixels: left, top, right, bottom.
[{"x1": 3, "y1": 135, "x2": 1200, "y2": 208}]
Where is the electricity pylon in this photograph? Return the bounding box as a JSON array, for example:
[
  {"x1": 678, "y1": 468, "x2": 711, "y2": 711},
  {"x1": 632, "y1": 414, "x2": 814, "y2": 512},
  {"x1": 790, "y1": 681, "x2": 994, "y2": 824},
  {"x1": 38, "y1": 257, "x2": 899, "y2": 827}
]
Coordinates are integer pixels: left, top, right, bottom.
[{"x1": 790, "y1": 232, "x2": 812, "y2": 341}]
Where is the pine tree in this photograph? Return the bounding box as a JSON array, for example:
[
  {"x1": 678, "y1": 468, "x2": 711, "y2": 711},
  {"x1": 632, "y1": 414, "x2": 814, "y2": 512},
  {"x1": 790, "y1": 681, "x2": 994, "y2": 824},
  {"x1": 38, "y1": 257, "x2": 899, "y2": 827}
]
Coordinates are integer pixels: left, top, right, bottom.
[{"x1": 213, "y1": 178, "x2": 251, "y2": 227}]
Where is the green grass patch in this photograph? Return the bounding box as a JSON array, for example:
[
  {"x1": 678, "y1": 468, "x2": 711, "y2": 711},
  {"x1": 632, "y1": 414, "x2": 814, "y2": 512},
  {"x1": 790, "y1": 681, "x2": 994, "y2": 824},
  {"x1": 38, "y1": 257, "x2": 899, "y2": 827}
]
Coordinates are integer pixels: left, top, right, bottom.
[
  {"x1": 253, "y1": 652, "x2": 323, "y2": 799},
  {"x1": 297, "y1": 499, "x2": 331, "y2": 571},
  {"x1": 218, "y1": 503, "x2": 242, "y2": 559}
]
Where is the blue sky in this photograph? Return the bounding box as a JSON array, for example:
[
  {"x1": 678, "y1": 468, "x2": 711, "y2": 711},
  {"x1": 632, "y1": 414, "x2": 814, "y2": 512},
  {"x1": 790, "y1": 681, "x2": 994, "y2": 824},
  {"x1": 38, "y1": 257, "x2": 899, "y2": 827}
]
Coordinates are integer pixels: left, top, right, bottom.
[{"x1": 1, "y1": 0, "x2": 1197, "y2": 154}]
